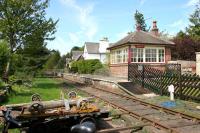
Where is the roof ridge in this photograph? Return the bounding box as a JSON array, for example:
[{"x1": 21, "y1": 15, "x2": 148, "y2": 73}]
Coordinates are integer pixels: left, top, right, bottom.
[
  {"x1": 114, "y1": 32, "x2": 134, "y2": 44},
  {"x1": 141, "y1": 30, "x2": 174, "y2": 44},
  {"x1": 85, "y1": 42, "x2": 99, "y2": 44}
]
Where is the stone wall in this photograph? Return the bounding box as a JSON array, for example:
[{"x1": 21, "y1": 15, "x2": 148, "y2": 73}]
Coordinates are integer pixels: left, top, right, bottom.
[
  {"x1": 109, "y1": 64, "x2": 128, "y2": 78},
  {"x1": 64, "y1": 74, "x2": 122, "y2": 89},
  {"x1": 168, "y1": 60, "x2": 196, "y2": 74}
]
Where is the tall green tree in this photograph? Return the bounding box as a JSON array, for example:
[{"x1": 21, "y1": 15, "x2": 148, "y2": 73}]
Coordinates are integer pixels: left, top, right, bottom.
[
  {"x1": 20, "y1": 43, "x2": 50, "y2": 73},
  {"x1": 44, "y1": 51, "x2": 61, "y2": 70},
  {"x1": 187, "y1": 2, "x2": 200, "y2": 40},
  {"x1": 172, "y1": 2, "x2": 200, "y2": 61},
  {"x1": 134, "y1": 10, "x2": 148, "y2": 31},
  {"x1": 0, "y1": 0, "x2": 58, "y2": 78},
  {"x1": 0, "y1": 40, "x2": 10, "y2": 76},
  {"x1": 56, "y1": 55, "x2": 67, "y2": 69}
]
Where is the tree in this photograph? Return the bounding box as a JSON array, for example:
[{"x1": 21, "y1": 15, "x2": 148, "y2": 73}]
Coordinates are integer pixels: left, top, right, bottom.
[
  {"x1": 44, "y1": 51, "x2": 61, "y2": 70},
  {"x1": 171, "y1": 2, "x2": 200, "y2": 61},
  {"x1": 0, "y1": 0, "x2": 58, "y2": 78},
  {"x1": 56, "y1": 55, "x2": 67, "y2": 69},
  {"x1": 187, "y1": 2, "x2": 200, "y2": 41},
  {"x1": 19, "y1": 43, "x2": 50, "y2": 73},
  {"x1": 172, "y1": 33, "x2": 197, "y2": 60},
  {"x1": 0, "y1": 40, "x2": 9, "y2": 76},
  {"x1": 134, "y1": 10, "x2": 148, "y2": 31}
]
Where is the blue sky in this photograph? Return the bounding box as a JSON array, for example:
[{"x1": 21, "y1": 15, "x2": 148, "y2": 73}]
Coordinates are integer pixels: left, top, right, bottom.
[{"x1": 46, "y1": 0, "x2": 199, "y2": 55}]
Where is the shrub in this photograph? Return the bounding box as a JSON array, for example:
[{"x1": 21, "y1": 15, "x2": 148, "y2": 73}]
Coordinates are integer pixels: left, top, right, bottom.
[
  {"x1": 70, "y1": 59, "x2": 103, "y2": 74},
  {"x1": 94, "y1": 65, "x2": 110, "y2": 76},
  {"x1": 0, "y1": 79, "x2": 5, "y2": 87}
]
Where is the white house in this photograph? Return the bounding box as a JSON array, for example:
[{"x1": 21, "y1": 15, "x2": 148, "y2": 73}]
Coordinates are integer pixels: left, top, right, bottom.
[{"x1": 83, "y1": 37, "x2": 111, "y2": 63}]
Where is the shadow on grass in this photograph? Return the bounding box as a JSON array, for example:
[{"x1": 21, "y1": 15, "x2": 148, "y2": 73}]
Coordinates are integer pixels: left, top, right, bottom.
[{"x1": 33, "y1": 82, "x2": 61, "y2": 89}]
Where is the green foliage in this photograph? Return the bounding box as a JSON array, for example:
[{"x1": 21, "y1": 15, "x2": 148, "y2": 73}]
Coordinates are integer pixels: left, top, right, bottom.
[
  {"x1": 2, "y1": 78, "x2": 61, "y2": 105},
  {"x1": 0, "y1": 0, "x2": 57, "y2": 77},
  {"x1": 0, "y1": 0, "x2": 58, "y2": 52},
  {"x1": 65, "y1": 46, "x2": 84, "y2": 59},
  {"x1": 44, "y1": 51, "x2": 61, "y2": 69},
  {"x1": 187, "y1": 2, "x2": 200, "y2": 40},
  {"x1": 0, "y1": 40, "x2": 10, "y2": 76},
  {"x1": 70, "y1": 59, "x2": 103, "y2": 74},
  {"x1": 19, "y1": 43, "x2": 50, "y2": 73},
  {"x1": 94, "y1": 65, "x2": 110, "y2": 76},
  {"x1": 0, "y1": 79, "x2": 5, "y2": 87},
  {"x1": 172, "y1": 3, "x2": 200, "y2": 61},
  {"x1": 56, "y1": 55, "x2": 67, "y2": 69},
  {"x1": 134, "y1": 10, "x2": 148, "y2": 31}
]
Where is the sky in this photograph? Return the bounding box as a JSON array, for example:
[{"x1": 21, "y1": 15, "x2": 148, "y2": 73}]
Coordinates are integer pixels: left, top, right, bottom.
[{"x1": 46, "y1": 0, "x2": 199, "y2": 55}]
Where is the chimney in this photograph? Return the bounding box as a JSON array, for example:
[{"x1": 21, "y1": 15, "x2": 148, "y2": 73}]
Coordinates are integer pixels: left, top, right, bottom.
[
  {"x1": 151, "y1": 21, "x2": 159, "y2": 36},
  {"x1": 99, "y1": 37, "x2": 109, "y2": 53},
  {"x1": 136, "y1": 23, "x2": 141, "y2": 31},
  {"x1": 100, "y1": 37, "x2": 108, "y2": 42}
]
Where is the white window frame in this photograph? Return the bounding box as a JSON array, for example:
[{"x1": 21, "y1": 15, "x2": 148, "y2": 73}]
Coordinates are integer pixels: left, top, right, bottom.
[
  {"x1": 110, "y1": 47, "x2": 128, "y2": 64},
  {"x1": 131, "y1": 47, "x2": 165, "y2": 63}
]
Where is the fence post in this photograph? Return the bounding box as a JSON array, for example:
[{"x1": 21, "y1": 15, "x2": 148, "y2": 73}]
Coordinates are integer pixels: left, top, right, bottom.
[
  {"x1": 178, "y1": 65, "x2": 182, "y2": 99},
  {"x1": 142, "y1": 65, "x2": 145, "y2": 88},
  {"x1": 128, "y1": 64, "x2": 130, "y2": 81}
]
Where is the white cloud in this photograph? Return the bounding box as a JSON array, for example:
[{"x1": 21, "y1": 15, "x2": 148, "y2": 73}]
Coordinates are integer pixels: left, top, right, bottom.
[
  {"x1": 139, "y1": 0, "x2": 146, "y2": 6},
  {"x1": 47, "y1": 36, "x2": 68, "y2": 55},
  {"x1": 60, "y1": 0, "x2": 98, "y2": 41},
  {"x1": 115, "y1": 30, "x2": 129, "y2": 41},
  {"x1": 168, "y1": 19, "x2": 188, "y2": 36},
  {"x1": 68, "y1": 32, "x2": 79, "y2": 44},
  {"x1": 186, "y1": 0, "x2": 199, "y2": 7},
  {"x1": 169, "y1": 19, "x2": 184, "y2": 27}
]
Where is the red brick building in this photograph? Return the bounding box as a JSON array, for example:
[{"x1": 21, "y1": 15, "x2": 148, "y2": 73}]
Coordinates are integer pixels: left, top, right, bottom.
[{"x1": 107, "y1": 21, "x2": 175, "y2": 78}]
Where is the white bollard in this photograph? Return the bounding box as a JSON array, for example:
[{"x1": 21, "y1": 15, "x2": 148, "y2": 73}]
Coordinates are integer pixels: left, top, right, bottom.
[{"x1": 168, "y1": 85, "x2": 175, "y2": 101}]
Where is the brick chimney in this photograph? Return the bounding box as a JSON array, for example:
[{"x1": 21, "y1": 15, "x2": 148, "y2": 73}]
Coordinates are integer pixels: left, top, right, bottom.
[
  {"x1": 151, "y1": 21, "x2": 159, "y2": 36},
  {"x1": 136, "y1": 23, "x2": 141, "y2": 31}
]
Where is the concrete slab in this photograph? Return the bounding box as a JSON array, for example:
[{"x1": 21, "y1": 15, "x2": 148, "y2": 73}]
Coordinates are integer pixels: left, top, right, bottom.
[
  {"x1": 159, "y1": 118, "x2": 198, "y2": 128},
  {"x1": 134, "y1": 109, "x2": 161, "y2": 116},
  {"x1": 145, "y1": 113, "x2": 180, "y2": 122},
  {"x1": 174, "y1": 124, "x2": 200, "y2": 133},
  {"x1": 142, "y1": 126, "x2": 169, "y2": 133},
  {"x1": 123, "y1": 105, "x2": 150, "y2": 111}
]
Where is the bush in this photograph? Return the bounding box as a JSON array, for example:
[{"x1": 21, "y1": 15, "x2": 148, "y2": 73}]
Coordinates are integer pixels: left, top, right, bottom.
[
  {"x1": 70, "y1": 59, "x2": 103, "y2": 74},
  {"x1": 94, "y1": 65, "x2": 110, "y2": 76},
  {"x1": 0, "y1": 79, "x2": 5, "y2": 87}
]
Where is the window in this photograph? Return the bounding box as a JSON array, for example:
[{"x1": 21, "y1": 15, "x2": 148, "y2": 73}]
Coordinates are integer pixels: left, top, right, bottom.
[
  {"x1": 116, "y1": 50, "x2": 121, "y2": 63},
  {"x1": 131, "y1": 47, "x2": 165, "y2": 63},
  {"x1": 131, "y1": 48, "x2": 143, "y2": 62},
  {"x1": 145, "y1": 49, "x2": 157, "y2": 62},
  {"x1": 110, "y1": 51, "x2": 115, "y2": 64},
  {"x1": 110, "y1": 48, "x2": 128, "y2": 64},
  {"x1": 123, "y1": 48, "x2": 128, "y2": 63}
]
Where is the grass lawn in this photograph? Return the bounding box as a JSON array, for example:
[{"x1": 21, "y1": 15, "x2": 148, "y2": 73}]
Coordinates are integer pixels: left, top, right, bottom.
[
  {"x1": 0, "y1": 78, "x2": 82, "y2": 133},
  {"x1": 2, "y1": 78, "x2": 62, "y2": 105}
]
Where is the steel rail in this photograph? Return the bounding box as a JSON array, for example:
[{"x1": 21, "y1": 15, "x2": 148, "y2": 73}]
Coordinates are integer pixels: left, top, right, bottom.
[
  {"x1": 63, "y1": 78, "x2": 200, "y2": 122},
  {"x1": 91, "y1": 86, "x2": 200, "y2": 122},
  {"x1": 62, "y1": 78, "x2": 200, "y2": 133}
]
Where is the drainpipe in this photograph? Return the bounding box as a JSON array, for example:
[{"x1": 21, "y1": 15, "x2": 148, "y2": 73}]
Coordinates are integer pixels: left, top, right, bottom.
[{"x1": 128, "y1": 45, "x2": 131, "y2": 81}]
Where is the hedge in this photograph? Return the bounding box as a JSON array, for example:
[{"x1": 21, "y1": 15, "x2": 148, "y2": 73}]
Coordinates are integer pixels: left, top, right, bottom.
[{"x1": 70, "y1": 59, "x2": 103, "y2": 74}]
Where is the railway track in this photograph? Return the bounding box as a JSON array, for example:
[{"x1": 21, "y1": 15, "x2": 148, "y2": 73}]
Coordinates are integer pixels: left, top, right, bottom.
[{"x1": 63, "y1": 78, "x2": 200, "y2": 133}]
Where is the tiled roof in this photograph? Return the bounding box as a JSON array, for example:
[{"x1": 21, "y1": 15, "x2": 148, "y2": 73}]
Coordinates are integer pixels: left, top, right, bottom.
[
  {"x1": 85, "y1": 42, "x2": 99, "y2": 54},
  {"x1": 72, "y1": 51, "x2": 83, "y2": 60},
  {"x1": 108, "y1": 30, "x2": 175, "y2": 49}
]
